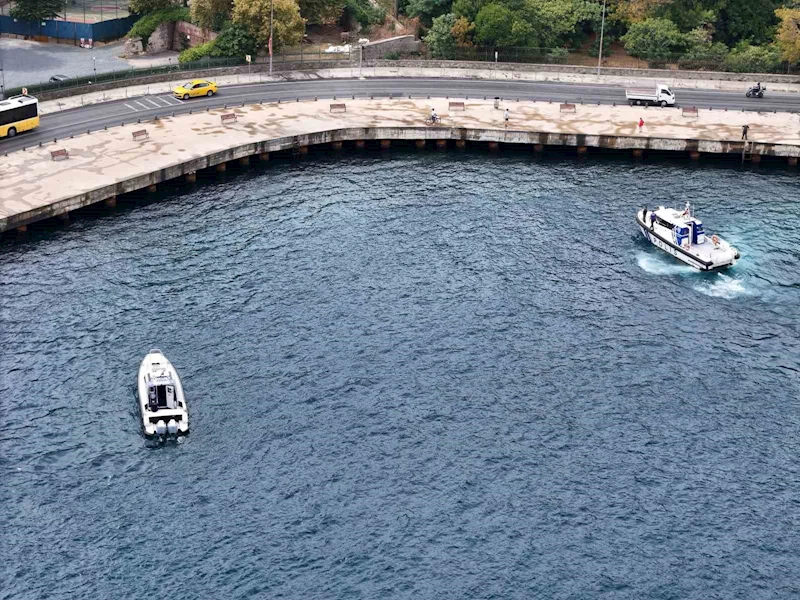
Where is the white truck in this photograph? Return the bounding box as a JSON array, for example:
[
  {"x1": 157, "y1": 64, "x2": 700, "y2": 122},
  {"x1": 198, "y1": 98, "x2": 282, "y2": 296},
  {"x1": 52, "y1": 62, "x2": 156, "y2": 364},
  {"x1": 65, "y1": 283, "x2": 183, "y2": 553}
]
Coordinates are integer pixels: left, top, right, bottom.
[{"x1": 625, "y1": 84, "x2": 676, "y2": 107}]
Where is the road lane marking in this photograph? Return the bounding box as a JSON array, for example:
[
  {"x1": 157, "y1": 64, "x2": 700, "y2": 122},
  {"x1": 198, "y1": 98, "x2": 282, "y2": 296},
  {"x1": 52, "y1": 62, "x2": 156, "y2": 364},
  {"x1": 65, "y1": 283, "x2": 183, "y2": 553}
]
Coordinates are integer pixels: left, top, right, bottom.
[
  {"x1": 124, "y1": 103, "x2": 139, "y2": 112},
  {"x1": 159, "y1": 96, "x2": 179, "y2": 106},
  {"x1": 145, "y1": 98, "x2": 161, "y2": 108},
  {"x1": 134, "y1": 100, "x2": 150, "y2": 110}
]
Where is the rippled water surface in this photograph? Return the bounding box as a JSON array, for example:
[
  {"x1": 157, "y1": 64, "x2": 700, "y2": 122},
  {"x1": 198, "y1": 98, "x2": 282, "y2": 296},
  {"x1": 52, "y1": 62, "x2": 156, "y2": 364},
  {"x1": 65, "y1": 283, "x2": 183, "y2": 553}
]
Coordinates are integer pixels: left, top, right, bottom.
[{"x1": 2, "y1": 152, "x2": 800, "y2": 599}]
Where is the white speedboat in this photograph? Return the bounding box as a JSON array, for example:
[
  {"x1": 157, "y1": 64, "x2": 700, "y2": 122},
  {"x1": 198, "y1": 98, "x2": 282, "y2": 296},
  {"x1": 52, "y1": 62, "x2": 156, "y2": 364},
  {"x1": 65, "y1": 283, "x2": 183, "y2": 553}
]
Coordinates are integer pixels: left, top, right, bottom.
[
  {"x1": 137, "y1": 349, "x2": 189, "y2": 438},
  {"x1": 636, "y1": 203, "x2": 739, "y2": 271}
]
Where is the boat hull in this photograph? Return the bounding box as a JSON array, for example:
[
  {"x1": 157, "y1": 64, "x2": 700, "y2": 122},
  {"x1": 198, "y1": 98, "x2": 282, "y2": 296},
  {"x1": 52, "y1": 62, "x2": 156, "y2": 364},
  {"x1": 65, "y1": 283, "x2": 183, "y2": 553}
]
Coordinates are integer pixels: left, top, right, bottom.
[
  {"x1": 635, "y1": 212, "x2": 736, "y2": 271},
  {"x1": 137, "y1": 350, "x2": 189, "y2": 438}
]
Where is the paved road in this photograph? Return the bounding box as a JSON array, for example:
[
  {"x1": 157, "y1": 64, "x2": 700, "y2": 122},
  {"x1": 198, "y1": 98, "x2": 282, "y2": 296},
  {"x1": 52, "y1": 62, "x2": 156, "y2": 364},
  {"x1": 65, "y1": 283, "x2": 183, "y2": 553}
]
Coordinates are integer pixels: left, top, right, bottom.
[{"x1": 3, "y1": 78, "x2": 798, "y2": 154}]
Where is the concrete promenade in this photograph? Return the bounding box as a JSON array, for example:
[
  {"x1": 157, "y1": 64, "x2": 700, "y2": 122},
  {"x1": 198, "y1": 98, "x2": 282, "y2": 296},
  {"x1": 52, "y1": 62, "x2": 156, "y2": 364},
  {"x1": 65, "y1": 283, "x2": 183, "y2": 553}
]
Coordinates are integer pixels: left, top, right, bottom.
[
  {"x1": 2, "y1": 97, "x2": 799, "y2": 233},
  {"x1": 37, "y1": 67, "x2": 800, "y2": 115}
]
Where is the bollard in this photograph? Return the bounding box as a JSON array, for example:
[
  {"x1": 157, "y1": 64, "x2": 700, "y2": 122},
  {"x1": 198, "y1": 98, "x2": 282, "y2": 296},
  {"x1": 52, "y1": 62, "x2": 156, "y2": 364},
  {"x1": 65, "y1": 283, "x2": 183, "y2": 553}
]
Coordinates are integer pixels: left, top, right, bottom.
[
  {"x1": 39, "y1": 142, "x2": 42, "y2": 147},
  {"x1": 54, "y1": 138, "x2": 57, "y2": 143}
]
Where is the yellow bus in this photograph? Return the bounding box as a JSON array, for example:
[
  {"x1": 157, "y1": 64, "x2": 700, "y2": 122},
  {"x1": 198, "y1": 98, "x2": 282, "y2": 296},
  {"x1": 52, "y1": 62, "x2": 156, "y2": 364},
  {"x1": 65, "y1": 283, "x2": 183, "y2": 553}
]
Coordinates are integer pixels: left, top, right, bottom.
[{"x1": 0, "y1": 94, "x2": 40, "y2": 139}]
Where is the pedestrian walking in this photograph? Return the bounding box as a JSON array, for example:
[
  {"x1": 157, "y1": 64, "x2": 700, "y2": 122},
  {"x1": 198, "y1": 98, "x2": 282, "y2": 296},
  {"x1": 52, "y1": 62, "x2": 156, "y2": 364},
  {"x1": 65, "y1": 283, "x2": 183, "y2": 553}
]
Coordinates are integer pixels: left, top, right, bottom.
[
  {"x1": 742, "y1": 124, "x2": 749, "y2": 140},
  {"x1": 504, "y1": 108, "x2": 509, "y2": 128},
  {"x1": 638, "y1": 117, "x2": 644, "y2": 133}
]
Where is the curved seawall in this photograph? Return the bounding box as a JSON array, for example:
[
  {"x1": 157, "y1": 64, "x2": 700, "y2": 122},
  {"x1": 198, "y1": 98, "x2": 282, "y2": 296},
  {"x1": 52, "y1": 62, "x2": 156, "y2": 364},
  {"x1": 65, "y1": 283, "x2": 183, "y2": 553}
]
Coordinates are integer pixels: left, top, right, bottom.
[{"x1": 2, "y1": 97, "x2": 799, "y2": 233}]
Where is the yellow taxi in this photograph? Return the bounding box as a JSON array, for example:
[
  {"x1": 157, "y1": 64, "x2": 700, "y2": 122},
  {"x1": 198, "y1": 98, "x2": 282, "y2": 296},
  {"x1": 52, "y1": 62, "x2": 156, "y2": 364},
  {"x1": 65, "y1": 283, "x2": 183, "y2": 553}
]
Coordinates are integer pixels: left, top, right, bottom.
[{"x1": 173, "y1": 79, "x2": 218, "y2": 100}]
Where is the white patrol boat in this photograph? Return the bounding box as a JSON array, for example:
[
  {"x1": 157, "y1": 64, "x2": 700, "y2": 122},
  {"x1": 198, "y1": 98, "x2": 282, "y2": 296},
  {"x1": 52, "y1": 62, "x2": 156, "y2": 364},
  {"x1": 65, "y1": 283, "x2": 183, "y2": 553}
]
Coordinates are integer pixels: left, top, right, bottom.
[
  {"x1": 137, "y1": 349, "x2": 189, "y2": 439},
  {"x1": 636, "y1": 203, "x2": 739, "y2": 271}
]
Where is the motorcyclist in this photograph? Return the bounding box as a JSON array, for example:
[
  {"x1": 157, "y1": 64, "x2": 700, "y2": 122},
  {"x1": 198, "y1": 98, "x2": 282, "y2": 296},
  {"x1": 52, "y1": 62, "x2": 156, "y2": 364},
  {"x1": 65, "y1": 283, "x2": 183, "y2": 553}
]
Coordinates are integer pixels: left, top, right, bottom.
[{"x1": 755, "y1": 82, "x2": 762, "y2": 93}]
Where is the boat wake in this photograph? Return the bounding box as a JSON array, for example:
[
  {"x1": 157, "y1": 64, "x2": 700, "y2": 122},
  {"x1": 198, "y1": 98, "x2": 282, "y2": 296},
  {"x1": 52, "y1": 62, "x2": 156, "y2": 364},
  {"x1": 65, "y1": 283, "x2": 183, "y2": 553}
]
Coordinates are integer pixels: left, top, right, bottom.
[
  {"x1": 693, "y1": 273, "x2": 750, "y2": 300},
  {"x1": 636, "y1": 252, "x2": 695, "y2": 276},
  {"x1": 636, "y1": 252, "x2": 751, "y2": 299}
]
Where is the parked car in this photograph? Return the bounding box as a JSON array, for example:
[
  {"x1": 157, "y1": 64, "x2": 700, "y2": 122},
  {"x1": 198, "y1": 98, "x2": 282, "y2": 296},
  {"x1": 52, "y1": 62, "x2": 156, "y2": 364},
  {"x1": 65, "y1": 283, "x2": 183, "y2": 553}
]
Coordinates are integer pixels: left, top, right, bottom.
[{"x1": 173, "y1": 80, "x2": 218, "y2": 100}]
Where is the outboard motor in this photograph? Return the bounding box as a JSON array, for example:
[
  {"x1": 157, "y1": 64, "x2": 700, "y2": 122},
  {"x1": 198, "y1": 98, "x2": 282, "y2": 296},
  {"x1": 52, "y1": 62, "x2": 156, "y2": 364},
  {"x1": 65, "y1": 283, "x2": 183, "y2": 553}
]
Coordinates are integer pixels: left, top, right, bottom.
[
  {"x1": 167, "y1": 419, "x2": 179, "y2": 436},
  {"x1": 155, "y1": 420, "x2": 167, "y2": 437}
]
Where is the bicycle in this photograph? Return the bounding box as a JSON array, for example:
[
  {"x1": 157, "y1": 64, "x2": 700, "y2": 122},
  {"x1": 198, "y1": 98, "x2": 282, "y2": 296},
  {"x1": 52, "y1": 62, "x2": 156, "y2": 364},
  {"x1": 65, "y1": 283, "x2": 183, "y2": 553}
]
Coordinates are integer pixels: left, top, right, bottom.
[{"x1": 424, "y1": 116, "x2": 442, "y2": 126}]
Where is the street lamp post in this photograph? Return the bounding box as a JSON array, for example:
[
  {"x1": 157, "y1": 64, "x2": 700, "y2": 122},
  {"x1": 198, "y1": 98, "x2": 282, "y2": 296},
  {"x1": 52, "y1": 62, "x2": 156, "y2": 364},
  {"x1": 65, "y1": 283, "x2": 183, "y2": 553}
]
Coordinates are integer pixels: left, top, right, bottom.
[
  {"x1": 597, "y1": 0, "x2": 607, "y2": 77},
  {"x1": 359, "y1": 45, "x2": 364, "y2": 79},
  {"x1": 269, "y1": 0, "x2": 274, "y2": 76}
]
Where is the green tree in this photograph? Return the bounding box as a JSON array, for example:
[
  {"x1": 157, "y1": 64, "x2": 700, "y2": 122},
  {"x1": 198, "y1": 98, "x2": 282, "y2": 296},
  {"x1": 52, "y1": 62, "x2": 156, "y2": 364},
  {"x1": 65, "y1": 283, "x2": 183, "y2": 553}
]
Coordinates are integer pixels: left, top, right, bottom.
[
  {"x1": 404, "y1": 0, "x2": 451, "y2": 24},
  {"x1": 232, "y1": 0, "x2": 305, "y2": 49},
  {"x1": 774, "y1": 7, "x2": 800, "y2": 64},
  {"x1": 213, "y1": 21, "x2": 259, "y2": 56},
  {"x1": 621, "y1": 17, "x2": 685, "y2": 58},
  {"x1": 713, "y1": 0, "x2": 781, "y2": 46},
  {"x1": 653, "y1": 0, "x2": 715, "y2": 32},
  {"x1": 10, "y1": 0, "x2": 62, "y2": 20},
  {"x1": 299, "y1": 0, "x2": 346, "y2": 24},
  {"x1": 723, "y1": 42, "x2": 782, "y2": 72},
  {"x1": 190, "y1": 0, "x2": 232, "y2": 30},
  {"x1": 129, "y1": 0, "x2": 175, "y2": 13},
  {"x1": 424, "y1": 13, "x2": 458, "y2": 57},
  {"x1": 452, "y1": 0, "x2": 486, "y2": 21},
  {"x1": 474, "y1": 3, "x2": 524, "y2": 45}
]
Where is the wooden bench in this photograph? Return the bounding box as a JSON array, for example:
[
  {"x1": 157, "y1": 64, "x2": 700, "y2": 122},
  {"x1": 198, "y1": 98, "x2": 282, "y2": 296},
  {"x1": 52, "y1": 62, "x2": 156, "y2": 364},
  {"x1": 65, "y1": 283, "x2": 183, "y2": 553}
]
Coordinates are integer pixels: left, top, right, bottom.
[
  {"x1": 682, "y1": 106, "x2": 699, "y2": 117},
  {"x1": 559, "y1": 103, "x2": 576, "y2": 113},
  {"x1": 50, "y1": 148, "x2": 69, "y2": 161},
  {"x1": 220, "y1": 113, "x2": 237, "y2": 124},
  {"x1": 329, "y1": 103, "x2": 347, "y2": 113},
  {"x1": 448, "y1": 102, "x2": 465, "y2": 111},
  {"x1": 132, "y1": 129, "x2": 149, "y2": 141}
]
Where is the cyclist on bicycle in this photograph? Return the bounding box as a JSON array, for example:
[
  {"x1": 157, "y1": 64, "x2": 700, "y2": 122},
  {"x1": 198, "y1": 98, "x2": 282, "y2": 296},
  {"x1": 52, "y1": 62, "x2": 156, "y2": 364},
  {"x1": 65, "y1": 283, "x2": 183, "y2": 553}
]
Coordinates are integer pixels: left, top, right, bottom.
[{"x1": 430, "y1": 108, "x2": 439, "y2": 124}]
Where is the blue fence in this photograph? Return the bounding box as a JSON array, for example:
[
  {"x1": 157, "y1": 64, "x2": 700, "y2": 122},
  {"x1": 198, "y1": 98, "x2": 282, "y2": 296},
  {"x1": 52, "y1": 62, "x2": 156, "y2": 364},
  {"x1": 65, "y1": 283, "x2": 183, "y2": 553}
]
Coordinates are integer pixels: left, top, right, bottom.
[{"x1": 0, "y1": 14, "x2": 136, "y2": 42}]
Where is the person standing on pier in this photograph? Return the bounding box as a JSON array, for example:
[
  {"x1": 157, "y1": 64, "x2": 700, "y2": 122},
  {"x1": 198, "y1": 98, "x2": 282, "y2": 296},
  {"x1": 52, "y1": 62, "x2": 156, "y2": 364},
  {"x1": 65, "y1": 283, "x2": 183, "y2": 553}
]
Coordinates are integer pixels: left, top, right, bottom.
[
  {"x1": 504, "y1": 108, "x2": 510, "y2": 128},
  {"x1": 638, "y1": 118, "x2": 644, "y2": 133},
  {"x1": 742, "y1": 124, "x2": 749, "y2": 140}
]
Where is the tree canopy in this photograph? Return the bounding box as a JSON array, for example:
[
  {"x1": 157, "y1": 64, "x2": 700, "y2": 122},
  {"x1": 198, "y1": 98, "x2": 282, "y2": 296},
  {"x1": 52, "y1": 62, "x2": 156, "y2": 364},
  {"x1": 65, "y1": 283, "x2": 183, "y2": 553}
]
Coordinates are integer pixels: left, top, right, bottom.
[{"x1": 10, "y1": 0, "x2": 63, "y2": 21}]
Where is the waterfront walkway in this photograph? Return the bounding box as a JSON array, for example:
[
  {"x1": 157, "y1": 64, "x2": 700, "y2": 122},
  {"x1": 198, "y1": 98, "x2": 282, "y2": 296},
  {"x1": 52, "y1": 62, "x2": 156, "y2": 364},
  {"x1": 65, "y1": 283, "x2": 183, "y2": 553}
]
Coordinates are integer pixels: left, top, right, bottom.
[{"x1": 2, "y1": 98, "x2": 799, "y2": 232}]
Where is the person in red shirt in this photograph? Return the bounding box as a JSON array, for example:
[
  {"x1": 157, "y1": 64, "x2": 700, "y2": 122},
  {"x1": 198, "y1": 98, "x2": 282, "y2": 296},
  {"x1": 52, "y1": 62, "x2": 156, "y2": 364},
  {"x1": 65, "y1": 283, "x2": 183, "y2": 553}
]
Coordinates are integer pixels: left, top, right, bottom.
[{"x1": 638, "y1": 117, "x2": 644, "y2": 133}]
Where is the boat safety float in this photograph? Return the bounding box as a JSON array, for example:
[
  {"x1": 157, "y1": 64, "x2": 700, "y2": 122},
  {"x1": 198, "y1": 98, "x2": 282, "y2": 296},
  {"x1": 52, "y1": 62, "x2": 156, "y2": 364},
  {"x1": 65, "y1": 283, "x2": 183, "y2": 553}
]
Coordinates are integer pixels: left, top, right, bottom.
[
  {"x1": 137, "y1": 349, "x2": 189, "y2": 439},
  {"x1": 636, "y1": 203, "x2": 739, "y2": 271}
]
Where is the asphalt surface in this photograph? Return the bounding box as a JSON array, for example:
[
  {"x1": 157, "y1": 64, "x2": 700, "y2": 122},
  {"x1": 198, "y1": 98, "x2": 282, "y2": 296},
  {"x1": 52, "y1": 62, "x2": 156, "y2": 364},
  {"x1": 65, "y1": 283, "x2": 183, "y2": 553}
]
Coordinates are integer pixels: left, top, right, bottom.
[{"x1": 2, "y1": 78, "x2": 799, "y2": 154}]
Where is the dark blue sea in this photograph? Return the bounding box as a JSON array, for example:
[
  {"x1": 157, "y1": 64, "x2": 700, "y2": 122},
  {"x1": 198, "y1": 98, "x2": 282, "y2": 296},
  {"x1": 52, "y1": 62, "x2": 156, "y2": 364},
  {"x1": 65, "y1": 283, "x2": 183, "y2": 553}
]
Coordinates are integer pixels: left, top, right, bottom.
[{"x1": 2, "y1": 151, "x2": 799, "y2": 599}]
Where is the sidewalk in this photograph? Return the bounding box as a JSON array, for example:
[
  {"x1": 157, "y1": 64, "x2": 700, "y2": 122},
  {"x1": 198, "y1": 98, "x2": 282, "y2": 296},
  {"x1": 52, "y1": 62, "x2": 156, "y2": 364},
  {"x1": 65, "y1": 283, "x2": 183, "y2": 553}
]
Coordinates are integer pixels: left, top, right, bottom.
[
  {"x1": 4, "y1": 97, "x2": 799, "y2": 232},
  {"x1": 38, "y1": 66, "x2": 800, "y2": 115}
]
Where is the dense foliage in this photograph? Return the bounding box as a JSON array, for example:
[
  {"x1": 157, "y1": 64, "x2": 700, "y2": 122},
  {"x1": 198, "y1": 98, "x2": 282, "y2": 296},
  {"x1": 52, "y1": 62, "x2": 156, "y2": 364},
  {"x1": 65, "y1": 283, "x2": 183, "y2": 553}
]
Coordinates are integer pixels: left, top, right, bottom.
[
  {"x1": 128, "y1": 6, "x2": 190, "y2": 47},
  {"x1": 127, "y1": 0, "x2": 800, "y2": 72},
  {"x1": 10, "y1": 0, "x2": 64, "y2": 21}
]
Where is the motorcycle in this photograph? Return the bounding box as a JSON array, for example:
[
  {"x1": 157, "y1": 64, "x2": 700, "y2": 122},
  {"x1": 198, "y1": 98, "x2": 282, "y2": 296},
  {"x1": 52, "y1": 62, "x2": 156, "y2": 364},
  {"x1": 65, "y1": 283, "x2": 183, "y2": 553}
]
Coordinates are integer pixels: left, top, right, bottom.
[{"x1": 746, "y1": 85, "x2": 765, "y2": 98}]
